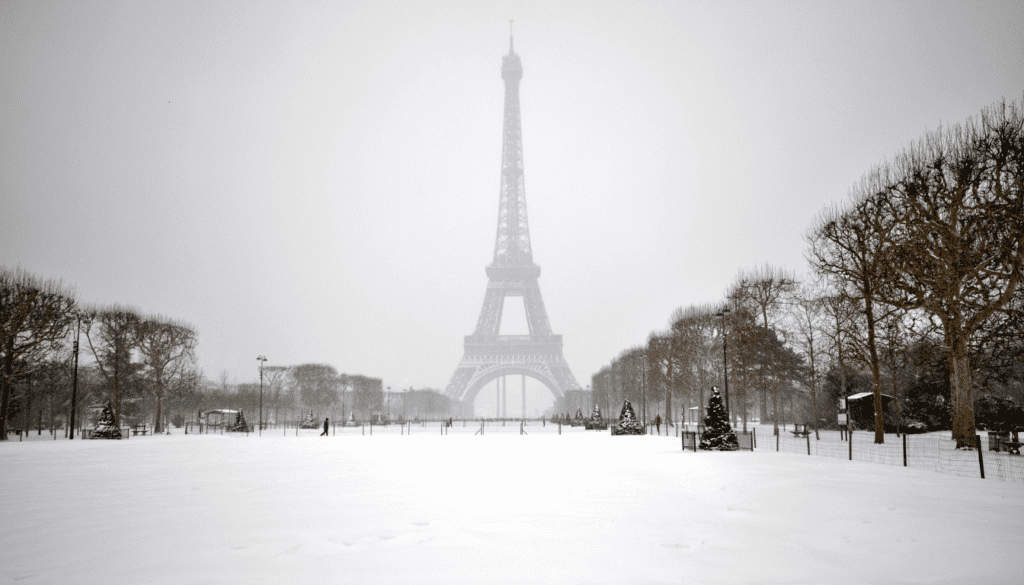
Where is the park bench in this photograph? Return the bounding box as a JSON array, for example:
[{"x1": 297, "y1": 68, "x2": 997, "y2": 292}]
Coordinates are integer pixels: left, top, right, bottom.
[
  {"x1": 131, "y1": 425, "x2": 148, "y2": 436},
  {"x1": 791, "y1": 424, "x2": 811, "y2": 438}
]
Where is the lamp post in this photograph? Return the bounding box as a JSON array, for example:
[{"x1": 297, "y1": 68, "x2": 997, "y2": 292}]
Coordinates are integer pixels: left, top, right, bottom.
[
  {"x1": 257, "y1": 355, "x2": 267, "y2": 436},
  {"x1": 715, "y1": 308, "x2": 730, "y2": 420},
  {"x1": 69, "y1": 315, "x2": 81, "y2": 439}
]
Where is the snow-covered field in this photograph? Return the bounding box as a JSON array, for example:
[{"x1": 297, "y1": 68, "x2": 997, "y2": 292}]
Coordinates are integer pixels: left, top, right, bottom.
[{"x1": 2, "y1": 432, "x2": 1021, "y2": 584}]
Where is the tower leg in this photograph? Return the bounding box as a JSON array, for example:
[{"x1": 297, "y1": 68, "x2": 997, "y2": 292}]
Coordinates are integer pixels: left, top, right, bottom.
[
  {"x1": 521, "y1": 375, "x2": 526, "y2": 419},
  {"x1": 501, "y1": 376, "x2": 507, "y2": 418}
]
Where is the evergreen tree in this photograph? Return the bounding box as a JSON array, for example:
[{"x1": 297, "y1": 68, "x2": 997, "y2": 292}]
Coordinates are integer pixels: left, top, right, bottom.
[
  {"x1": 585, "y1": 403, "x2": 607, "y2": 430},
  {"x1": 612, "y1": 399, "x2": 644, "y2": 435},
  {"x1": 91, "y1": 401, "x2": 122, "y2": 439},
  {"x1": 699, "y1": 387, "x2": 739, "y2": 450},
  {"x1": 300, "y1": 409, "x2": 318, "y2": 429},
  {"x1": 229, "y1": 410, "x2": 249, "y2": 432},
  {"x1": 571, "y1": 407, "x2": 585, "y2": 426}
]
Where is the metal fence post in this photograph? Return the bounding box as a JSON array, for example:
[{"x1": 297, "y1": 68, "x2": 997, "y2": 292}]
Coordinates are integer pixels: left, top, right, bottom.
[
  {"x1": 848, "y1": 427, "x2": 852, "y2": 461},
  {"x1": 903, "y1": 433, "x2": 907, "y2": 467},
  {"x1": 753, "y1": 428, "x2": 756, "y2": 449},
  {"x1": 806, "y1": 431, "x2": 811, "y2": 455},
  {"x1": 976, "y1": 435, "x2": 985, "y2": 479},
  {"x1": 776, "y1": 431, "x2": 779, "y2": 452}
]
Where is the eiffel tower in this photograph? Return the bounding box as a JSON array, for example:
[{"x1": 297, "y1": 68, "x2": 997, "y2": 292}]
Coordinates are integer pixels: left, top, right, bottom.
[{"x1": 445, "y1": 34, "x2": 581, "y2": 410}]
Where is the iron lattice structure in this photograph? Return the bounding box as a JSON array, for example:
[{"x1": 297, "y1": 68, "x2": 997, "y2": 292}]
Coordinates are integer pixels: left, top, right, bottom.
[{"x1": 445, "y1": 37, "x2": 581, "y2": 405}]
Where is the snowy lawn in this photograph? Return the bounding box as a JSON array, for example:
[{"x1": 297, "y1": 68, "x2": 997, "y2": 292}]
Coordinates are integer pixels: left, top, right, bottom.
[{"x1": 2, "y1": 432, "x2": 1021, "y2": 584}]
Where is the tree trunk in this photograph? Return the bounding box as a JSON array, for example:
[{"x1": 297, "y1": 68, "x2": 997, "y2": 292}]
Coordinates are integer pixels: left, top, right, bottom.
[
  {"x1": 154, "y1": 396, "x2": 163, "y2": 433},
  {"x1": 863, "y1": 296, "x2": 885, "y2": 444},
  {"x1": 0, "y1": 337, "x2": 14, "y2": 440},
  {"x1": 24, "y1": 384, "x2": 33, "y2": 437},
  {"x1": 949, "y1": 336, "x2": 976, "y2": 449},
  {"x1": 112, "y1": 353, "x2": 120, "y2": 428}
]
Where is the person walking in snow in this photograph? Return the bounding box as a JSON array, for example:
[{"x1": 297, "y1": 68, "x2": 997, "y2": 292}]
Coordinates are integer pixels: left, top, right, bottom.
[
  {"x1": 654, "y1": 414, "x2": 662, "y2": 435},
  {"x1": 321, "y1": 417, "x2": 329, "y2": 436}
]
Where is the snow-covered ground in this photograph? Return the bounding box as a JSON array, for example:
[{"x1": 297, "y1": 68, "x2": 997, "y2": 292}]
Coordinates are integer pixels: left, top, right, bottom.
[{"x1": 2, "y1": 431, "x2": 1021, "y2": 584}]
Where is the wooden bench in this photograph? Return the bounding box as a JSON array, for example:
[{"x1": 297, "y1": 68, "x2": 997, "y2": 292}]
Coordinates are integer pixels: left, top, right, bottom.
[
  {"x1": 131, "y1": 425, "x2": 148, "y2": 436},
  {"x1": 791, "y1": 424, "x2": 811, "y2": 438},
  {"x1": 1002, "y1": 440, "x2": 1022, "y2": 455}
]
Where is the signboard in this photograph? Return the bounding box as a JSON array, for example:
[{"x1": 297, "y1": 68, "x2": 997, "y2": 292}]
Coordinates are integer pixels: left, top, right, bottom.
[
  {"x1": 837, "y1": 413, "x2": 848, "y2": 424},
  {"x1": 839, "y1": 398, "x2": 846, "y2": 410}
]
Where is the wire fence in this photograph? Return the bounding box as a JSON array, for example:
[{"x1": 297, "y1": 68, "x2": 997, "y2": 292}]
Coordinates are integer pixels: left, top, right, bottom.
[
  {"x1": 763, "y1": 425, "x2": 1024, "y2": 484},
  {"x1": 10, "y1": 418, "x2": 1022, "y2": 485}
]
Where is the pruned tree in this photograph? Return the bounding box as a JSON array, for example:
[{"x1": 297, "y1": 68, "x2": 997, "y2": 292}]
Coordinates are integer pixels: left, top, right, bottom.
[
  {"x1": 83, "y1": 305, "x2": 142, "y2": 428},
  {"x1": 879, "y1": 99, "x2": 1024, "y2": 448},
  {"x1": 136, "y1": 316, "x2": 197, "y2": 433},
  {"x1": 0, "y1": 267, "x2": 76, "y2": 439}
]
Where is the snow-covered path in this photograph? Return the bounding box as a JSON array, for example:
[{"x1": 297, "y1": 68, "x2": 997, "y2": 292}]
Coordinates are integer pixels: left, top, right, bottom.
[{"x1": 2, "y1": 433, "x2": 1020, "y2": 584}]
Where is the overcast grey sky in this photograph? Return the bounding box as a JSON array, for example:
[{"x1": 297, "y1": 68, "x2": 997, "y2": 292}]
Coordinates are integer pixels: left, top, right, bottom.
[{"x1": 2, "y1": 2, "x2": 1023, "y2": 407}]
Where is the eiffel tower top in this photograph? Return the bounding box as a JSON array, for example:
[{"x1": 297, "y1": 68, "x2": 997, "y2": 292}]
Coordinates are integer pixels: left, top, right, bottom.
[{"x1": 491, "y1": 30, "x2": 534, "y2": 273}]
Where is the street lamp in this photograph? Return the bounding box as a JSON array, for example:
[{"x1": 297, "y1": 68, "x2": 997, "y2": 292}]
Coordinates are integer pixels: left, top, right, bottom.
[
  {"x1": 715, "y1": 307, "x2": 730, "y2": 421},
  {"x1": 257, "y1": 355, "x2": 267, "y2": 436}
]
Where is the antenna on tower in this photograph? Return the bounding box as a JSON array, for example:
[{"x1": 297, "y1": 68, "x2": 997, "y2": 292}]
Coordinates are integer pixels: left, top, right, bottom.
[{"x1": 509, "y1": 19, "x2": 514, "y2": 51}]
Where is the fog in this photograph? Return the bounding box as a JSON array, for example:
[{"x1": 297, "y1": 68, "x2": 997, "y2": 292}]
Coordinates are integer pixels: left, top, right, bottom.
[{"x1": 3, "y1": 1, "x2": 1022, "y2": 402}]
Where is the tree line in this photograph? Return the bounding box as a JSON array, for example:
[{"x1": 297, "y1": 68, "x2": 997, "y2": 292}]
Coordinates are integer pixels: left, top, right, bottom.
[
  {"x1": 0, "y1": 266, "x2": 384, "y2": 438},
  {"x1": 593, "y1": 96, "x2": 1024, "y2": 448},
  {"x1": 0, "y1": 267, "x2": 200, "y2": 438}
]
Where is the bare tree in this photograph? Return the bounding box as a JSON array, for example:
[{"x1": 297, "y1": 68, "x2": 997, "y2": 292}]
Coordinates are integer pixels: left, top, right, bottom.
[
  {"x1": 791, "y1": 284, "x2": 827, "y2": 439},
  {"x1": 669, "y1": 305, "x2": 720, "y2": 425},
  {"x1": 729, "y1": 265, "x2": 798, "y2": 434},
  {"x1": 880, "y1": 99, "x2": 1024, "y2": 447},
  {"x1": 262, "y1": 366, "x2": 288, "y2": 425},
  {"x1": 83, "y1": 305, "x2": 142, "y2": 428},
  {"x1": 808, "y1": 173, "x2": 898, "y2": 444},
  {"x1": 136, "y1": 316, "x2": 197, "y2": 433},
  {"x1": 0, "y1": 267, "x2": 76, "y2": 439},
  {"x1": 291, "y1": 364, "x2": 340, "y2": 418}
]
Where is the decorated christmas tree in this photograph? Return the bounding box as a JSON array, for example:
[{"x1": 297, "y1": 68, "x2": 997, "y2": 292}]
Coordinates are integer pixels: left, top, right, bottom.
[
  {"x1": 612, "y1": 399, "x2": 644, "y2": 435},
  {"x1": 300, "y1": 409, "x2": 318, "y2": 429},
  {"x1": 699, "y1": 387, "x2": 739, "y2": 450},
  {"x1": 90, "y1": 401, "x2": 122, "y2": 439},
  {"x1": 229, "y1": 410, "x2": 249, "y2": 432},
  {"x1": 584, "y1": 403, "x2": 607, "y2": 430}
]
